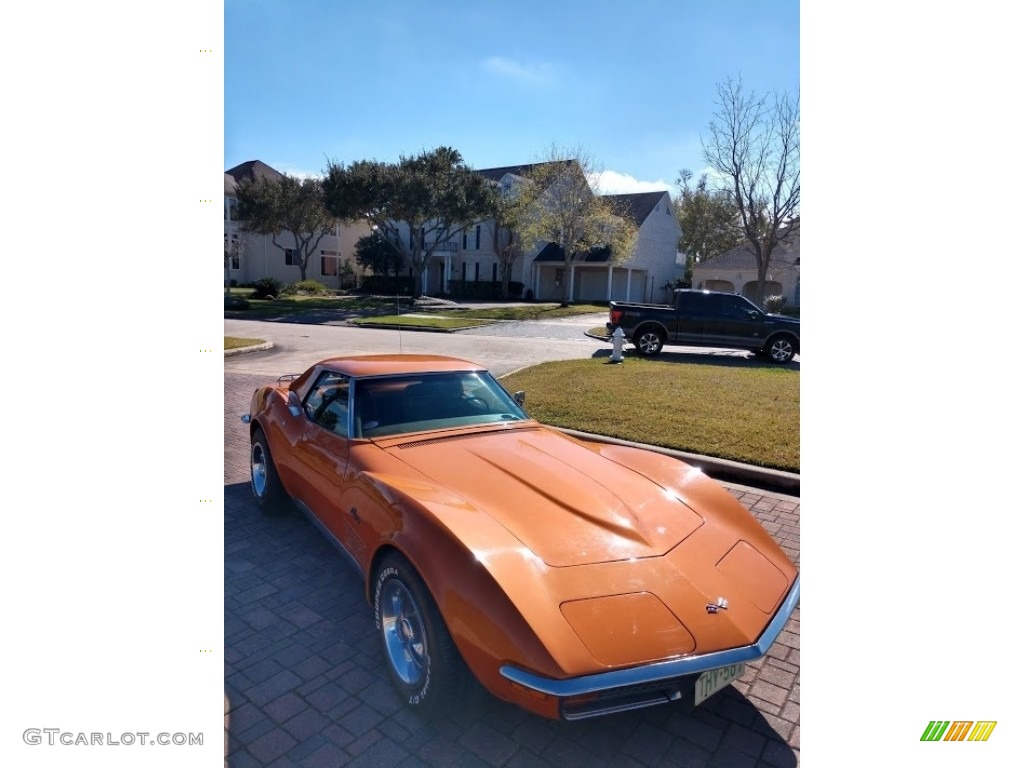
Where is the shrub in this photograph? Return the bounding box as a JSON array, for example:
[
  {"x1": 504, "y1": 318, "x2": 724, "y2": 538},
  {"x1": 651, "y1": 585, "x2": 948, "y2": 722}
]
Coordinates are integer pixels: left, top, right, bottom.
[
  {"x1": 764, "y1": 295, "x2": 787, "y2": 314},
  {"x1": 358, "y1": 275, "x2": 415, "y2": 295},
  {"x1": 447, "y1": 280, "x2": 524, "y2": 300},
  {"x1": 284, "y1": 279, "x2": 333, "y2": 296},
  {"x1": 780, "y1": 305, "x2": 800, "y2": 318},
  {"x1": 251, "y1": 277, "x2": 283, "y2": 299}
]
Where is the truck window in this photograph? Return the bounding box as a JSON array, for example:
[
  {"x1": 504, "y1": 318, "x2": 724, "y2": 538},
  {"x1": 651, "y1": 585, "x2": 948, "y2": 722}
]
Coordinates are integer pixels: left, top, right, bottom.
[{"x1": 720, "y1": 295, "x2": 756, "y2": 319}]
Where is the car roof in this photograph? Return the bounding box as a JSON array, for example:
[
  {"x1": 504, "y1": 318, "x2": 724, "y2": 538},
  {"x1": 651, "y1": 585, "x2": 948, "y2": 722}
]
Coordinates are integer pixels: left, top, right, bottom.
[{"x1": 315, "y1": 354, "x2": 487, "y2": 378}]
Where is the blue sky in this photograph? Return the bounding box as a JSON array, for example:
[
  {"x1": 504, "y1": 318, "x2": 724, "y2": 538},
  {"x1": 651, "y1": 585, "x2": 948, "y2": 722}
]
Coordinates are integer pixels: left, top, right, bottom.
[{"x1": 226, "y1": 0, "x2": 799, "y2": 193}]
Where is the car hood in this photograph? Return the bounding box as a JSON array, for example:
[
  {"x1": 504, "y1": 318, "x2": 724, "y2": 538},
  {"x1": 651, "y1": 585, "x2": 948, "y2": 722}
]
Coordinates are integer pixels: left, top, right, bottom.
[{"x1": 382, "y1": 426, "x2": 705, "y2": 567}]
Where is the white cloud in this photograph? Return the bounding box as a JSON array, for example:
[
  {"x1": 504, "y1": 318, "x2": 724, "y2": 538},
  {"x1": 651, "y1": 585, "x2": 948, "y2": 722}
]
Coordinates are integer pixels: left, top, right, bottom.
[
  {"x1": 274, "y1": 163, "x2": 321, "y2": 180},
  {"x1": 593, "y1": 170, "x2": 672, "y2": 195},
  {"x1": 481, "y1": 56, "x2": 555, "y2": 87}
]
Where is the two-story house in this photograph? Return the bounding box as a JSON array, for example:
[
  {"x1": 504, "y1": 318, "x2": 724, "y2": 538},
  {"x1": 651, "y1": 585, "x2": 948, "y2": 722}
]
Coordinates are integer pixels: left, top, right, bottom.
[
  {"x1": 402, "y1": 162, "x2": 682, "y2": 303},
  {"x1": 224, "y1": 160, "x2": 370, "y2": 287}
]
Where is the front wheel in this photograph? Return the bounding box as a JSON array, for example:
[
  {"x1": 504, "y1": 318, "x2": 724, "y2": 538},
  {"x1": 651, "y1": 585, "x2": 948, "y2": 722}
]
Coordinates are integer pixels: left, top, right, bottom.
[
  {"x1": 764, "y1": 336, "x2": 797, "y2": 364},
  {"x1": 250, "y1": 428, "x2": 287, "y2": 515},
  {"x1": 634, "y1": 328, "x2": 664, "y2": 356},
  {"x1": 374, "y1": 555, "x2": 469, "y2": 713}
]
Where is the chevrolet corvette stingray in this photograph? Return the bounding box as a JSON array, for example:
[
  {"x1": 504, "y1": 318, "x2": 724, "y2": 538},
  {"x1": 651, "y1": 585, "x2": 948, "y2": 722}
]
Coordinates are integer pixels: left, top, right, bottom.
[{"x1": 241, "y1": 354, "x2": 799, "y2": 720}]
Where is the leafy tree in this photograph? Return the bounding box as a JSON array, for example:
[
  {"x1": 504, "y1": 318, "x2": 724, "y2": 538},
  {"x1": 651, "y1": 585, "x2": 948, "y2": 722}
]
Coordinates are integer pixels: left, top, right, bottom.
[
  {"x1": 702, "y1": 76, "x2": 800, "y2": 307},
  {"x1": 323, "y1": 147, "x2": 493, "y2": 298},
  {"x1": 674, "y1": 170, "x2": 743, "y2": 280},
  {"x1": 481, "y1": 183, "x2": 525, "y2": 300},
  {"x1": 233, "y1": 174, "x2": 337, "y2": 282},
  {"x1": 354, "y1": 230, "x2": 405, "y2": 291},
  {"x1": 514, "y1": 145, "x2": 638, "y2": 307}
]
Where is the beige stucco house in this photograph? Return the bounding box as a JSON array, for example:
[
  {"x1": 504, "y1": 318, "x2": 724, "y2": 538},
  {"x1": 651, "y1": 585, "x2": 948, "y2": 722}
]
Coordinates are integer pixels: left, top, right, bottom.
[
  {"x1": 224, "y1": 160, "x2": 371, "y2": 287},
  {"x1": 225, "y1": 158, "x2": 683, "y2": 302},
  {"x1": 690, "y1": 227, "x2": 800, "y2": 308},
  {"x1": 404, "y1": 163, "x2": 682, "y2": 302}
]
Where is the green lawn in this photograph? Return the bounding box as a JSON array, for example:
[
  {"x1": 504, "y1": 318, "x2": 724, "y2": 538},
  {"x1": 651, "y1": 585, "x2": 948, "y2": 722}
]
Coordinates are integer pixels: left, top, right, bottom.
[
  {"x1": 226, "y1": 293, "x2": 406, "y2": 316},
  {"x1": 429, "y1": 303, "x2": 607, "y2": 321},
  {"x1": 500, "y1": 358, "x2": 799, "y2": 472},
  {"x1": 352, "y1": 315, "x2": 496, "y2": 330},
  {"x1": 224, "y1": 336, "x2": 266, "y2": 349}
]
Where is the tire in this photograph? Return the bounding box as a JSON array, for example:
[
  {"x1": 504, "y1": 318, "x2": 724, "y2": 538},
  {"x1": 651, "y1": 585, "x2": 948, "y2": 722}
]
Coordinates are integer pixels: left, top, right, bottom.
[
  {"x1": 764, "y1": 335, "x2": 797, "y2": 364},
  {"x1": 250, "y1": 427, "x2": 287, "y2": 515},
  {"x1": 634, "y1": 327, "x2": 664, "y2": 356},
  {"x1": 374, "y1": 554, "x2": 469, "y2": 713}
]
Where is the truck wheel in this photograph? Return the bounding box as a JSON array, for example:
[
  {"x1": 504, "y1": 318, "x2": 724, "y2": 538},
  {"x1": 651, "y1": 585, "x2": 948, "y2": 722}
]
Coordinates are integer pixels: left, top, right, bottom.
[
  {"x1": 634, "y1": 328, "x2": 664, "y2": 356},
  {"x1": 765, "y1": 336, "x2": 796, "y2": 364}
]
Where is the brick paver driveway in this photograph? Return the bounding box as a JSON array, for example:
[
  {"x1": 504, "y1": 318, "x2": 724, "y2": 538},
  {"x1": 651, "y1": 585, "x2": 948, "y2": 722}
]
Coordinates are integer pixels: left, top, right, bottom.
[{"x1": 225, "y1": 371, "x2": 800, "y2": 767}]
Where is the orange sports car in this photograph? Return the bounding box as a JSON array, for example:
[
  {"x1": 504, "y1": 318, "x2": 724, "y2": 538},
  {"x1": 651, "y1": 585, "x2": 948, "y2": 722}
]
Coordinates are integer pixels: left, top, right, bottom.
[{"x1": 241, "y1": 354, "x2": 799, "y2": 720}]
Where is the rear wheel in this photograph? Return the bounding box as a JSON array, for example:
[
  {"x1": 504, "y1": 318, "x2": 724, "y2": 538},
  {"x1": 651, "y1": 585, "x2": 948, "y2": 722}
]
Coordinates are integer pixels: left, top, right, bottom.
[
  {"x1": 764, "y1": 336, "x2": 797, "y2": 364},
  {"x1": 634, "y1": 327, "x2": 664, "y2": 356},
  {"x1": 374, "y1": 554, "x2": 469, "y2": 713},
  {"x1": 250, "y1": 427, "x2": 287, "y2": 515}
]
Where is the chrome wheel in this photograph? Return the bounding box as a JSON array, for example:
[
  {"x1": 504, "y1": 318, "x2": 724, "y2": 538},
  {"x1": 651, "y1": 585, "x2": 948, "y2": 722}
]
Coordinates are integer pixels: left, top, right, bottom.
[
  {"x1": 251, "y1": 441, "x2": 268, "y2": 498},
  {"x1": 380, "y1": 580, "x2": 428, "y2": 686},
  {"x1": 250, "y1": 428, "x2": 287, "y2": 514},
  {"x1": 636, "y1": 330, "x2": 663, "y2": 355},
  {"x1": 768, "y1": 337, "x2": 795, "y2": 363}
]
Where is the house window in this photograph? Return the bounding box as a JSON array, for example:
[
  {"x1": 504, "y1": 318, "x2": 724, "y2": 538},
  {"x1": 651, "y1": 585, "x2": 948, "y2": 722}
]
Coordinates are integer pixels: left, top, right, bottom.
[
  {"x1": 492, "y1": 263, "x2": 497, "y2": 281},
  {"x1": 475, "y1": 225, "x2": 481, "y2": 250},
  {"x1": 461, "y1": 263, "x2": 467, "y2": 281},
  {"x1": 226, "y1": 233, "x2": 240, "y2": 270},
  {"x1": 462, "y1": 229, "x2": 471, "y2": 250},
  {"x1": 475, "y1": 262, "x2": 480, "y2": 282},
  {"x1": 321, "y1": 250, "x2": 340, "y2": 277},
  {"x1": 284, "y1": 249, "x2": 296, "y2": 266}
]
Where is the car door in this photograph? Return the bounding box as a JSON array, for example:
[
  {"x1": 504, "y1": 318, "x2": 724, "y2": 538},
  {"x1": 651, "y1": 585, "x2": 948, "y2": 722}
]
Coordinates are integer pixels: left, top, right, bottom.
[
  {"x1": 289, "y1": 371, "x2": 353, "y2": 546},
  {"x1": 671, "y1": 292, "x2": 714, "y2": 344}
]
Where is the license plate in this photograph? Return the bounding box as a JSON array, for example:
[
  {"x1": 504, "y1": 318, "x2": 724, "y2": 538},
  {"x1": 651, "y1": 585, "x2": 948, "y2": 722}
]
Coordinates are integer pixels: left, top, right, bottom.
[{"x1": 694, "y1": 663, "x2": 745, "y2": 706}]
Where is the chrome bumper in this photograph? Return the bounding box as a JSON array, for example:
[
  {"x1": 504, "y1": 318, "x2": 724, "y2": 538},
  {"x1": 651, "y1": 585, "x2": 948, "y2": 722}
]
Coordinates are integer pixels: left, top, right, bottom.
[{"x1": 499, "y1": 574, "x2": 800, "y2": 699}]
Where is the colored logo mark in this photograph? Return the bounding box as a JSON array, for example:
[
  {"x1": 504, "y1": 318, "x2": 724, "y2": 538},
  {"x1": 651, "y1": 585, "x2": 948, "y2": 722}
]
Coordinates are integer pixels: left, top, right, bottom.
[{"x1": 921, "y1": 721, "x2": 997, "y2": 742}]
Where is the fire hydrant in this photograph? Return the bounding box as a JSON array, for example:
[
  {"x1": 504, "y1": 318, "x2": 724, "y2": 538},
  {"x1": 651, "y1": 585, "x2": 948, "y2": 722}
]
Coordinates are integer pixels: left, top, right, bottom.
[{"x1": 609, "y1": 327, "x2": 625, "y2": 364}]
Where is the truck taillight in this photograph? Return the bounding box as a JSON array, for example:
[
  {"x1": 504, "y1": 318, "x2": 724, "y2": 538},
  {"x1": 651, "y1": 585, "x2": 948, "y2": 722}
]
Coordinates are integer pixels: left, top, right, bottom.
[{"x1": 609, "y1": 308, "x2": 623, "y2": 325}]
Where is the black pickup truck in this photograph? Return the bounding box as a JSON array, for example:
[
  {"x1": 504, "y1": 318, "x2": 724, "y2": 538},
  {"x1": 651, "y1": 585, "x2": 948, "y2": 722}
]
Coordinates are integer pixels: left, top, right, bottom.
[{"x1": 606, "y1": 289, "x2": 800, "y2": 363}]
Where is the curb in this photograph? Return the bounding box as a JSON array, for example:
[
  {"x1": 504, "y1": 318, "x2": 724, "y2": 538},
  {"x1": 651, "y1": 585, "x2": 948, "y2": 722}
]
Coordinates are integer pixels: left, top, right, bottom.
[
  {"x1": 225, "y1": 341, "x2": 274, "y2": 357},
  {"x1": 352, "y1": 322, "x2": 495, "y2": 333},
  {"x1": 555, "y1": 427, "x2": 799, "y2": 497}
]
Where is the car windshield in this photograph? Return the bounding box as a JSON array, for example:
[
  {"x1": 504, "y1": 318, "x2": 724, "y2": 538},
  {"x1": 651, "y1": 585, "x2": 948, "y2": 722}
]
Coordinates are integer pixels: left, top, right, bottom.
[{"x1": 353, "y1": 371, "x2": 528, "y2": 438}]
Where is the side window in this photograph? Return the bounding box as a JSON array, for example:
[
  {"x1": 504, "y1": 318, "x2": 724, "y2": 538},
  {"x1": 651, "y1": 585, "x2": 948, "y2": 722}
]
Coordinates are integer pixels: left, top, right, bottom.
[
  {"x1": 681, "y1": 293, "x2": 713, "y2": 317},
  {"x1": 721, "y1": 296, "x2": 758, "y2": 319},
  {"x1": 303, "y1": 372, "x2": 350, "y2": 437}
]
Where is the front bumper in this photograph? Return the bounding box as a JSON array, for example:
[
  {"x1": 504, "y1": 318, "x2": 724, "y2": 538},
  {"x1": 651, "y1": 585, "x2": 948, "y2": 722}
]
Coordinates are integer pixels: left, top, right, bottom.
[{"x1": 500, "y1": 574, "x2": 800, "y2": 719}]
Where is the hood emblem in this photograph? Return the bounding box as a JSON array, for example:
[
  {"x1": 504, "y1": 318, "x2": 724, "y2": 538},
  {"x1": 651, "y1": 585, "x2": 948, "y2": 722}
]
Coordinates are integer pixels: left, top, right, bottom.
[{"x1": 706, "y1": 597, "x2": 729, "y2": 614}]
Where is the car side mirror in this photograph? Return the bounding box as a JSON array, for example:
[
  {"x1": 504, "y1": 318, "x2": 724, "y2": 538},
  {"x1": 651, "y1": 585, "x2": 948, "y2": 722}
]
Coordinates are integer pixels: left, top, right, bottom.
[
  {"x1": 287, "y1": 391, "x2": 302, "y2": 417},
  {"x1": 513, "y1": 390, "x2": 526, "y2": 407}
]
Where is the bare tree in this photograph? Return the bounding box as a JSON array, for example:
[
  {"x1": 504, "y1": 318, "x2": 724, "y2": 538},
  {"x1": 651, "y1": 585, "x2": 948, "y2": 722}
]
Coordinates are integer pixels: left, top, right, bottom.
[
  {"x1": 516, "y1": 145, "x2": 638, "y2": 306},
  {"x1": 702, "y1": 77, "x2": 800, "y2": 307}
]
